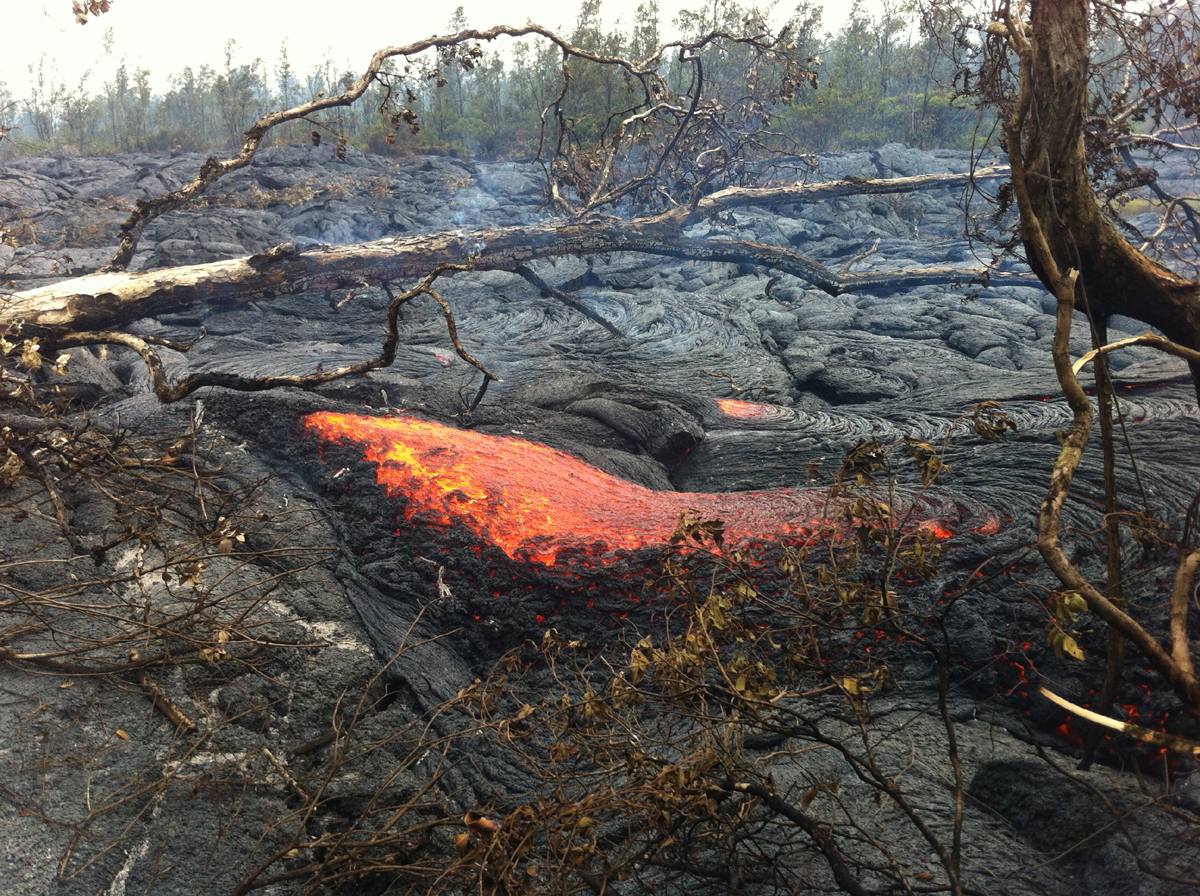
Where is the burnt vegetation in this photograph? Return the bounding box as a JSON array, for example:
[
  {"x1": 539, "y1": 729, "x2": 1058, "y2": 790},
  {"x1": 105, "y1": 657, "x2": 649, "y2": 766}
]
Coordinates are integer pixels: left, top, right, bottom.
[{"x1": 1, "y1": 1, "x2": 1200, "y2": 895}]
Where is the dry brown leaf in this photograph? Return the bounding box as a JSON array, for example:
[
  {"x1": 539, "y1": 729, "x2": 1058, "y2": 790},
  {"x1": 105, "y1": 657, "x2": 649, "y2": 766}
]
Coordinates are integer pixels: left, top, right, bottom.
[
  {"x1": 454, "y1": 832, "x2": 472, "y2": 855},
  {"x1": 464, "y1": 810, "x2": 499, "y2": 834}
]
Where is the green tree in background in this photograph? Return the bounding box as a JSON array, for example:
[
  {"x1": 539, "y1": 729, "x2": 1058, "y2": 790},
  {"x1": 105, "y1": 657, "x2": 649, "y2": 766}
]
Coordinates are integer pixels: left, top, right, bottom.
[{"x1": 0, "y1": 0, "x2": 986, "y2": 160}]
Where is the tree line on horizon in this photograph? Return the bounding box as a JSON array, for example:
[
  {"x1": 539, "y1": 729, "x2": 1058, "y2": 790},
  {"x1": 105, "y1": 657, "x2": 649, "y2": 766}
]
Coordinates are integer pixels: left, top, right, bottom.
[{"x1": 0, "y1": 0, "x2": 983, "y2": 162}]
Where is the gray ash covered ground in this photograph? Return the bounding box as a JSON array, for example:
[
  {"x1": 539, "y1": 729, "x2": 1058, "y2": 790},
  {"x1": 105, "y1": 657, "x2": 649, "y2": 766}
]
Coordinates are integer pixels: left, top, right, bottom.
[{"x1": 2, "y1": 143, "x2": 1199, "y2": 895}]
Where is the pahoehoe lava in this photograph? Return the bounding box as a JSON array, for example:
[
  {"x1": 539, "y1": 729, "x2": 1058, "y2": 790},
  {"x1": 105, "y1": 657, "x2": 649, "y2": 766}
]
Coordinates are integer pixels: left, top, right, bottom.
[
  {"x1": 301, "y1": 410, "x2": 1002, "y2": 564},
  {"x1": 5, "y1": 142, "x2": 1200, "y2": 896}
]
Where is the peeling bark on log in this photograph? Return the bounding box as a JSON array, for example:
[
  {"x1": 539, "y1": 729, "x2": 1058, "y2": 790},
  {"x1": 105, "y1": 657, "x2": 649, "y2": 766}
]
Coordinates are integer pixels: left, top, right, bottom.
[{"x1": 7, "y1": 169, "x2": 1010, "y2": 341}]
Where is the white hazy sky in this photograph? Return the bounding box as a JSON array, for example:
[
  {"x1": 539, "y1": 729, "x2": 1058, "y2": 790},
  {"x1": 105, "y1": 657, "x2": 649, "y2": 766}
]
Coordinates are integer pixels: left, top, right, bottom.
[{"x1": 2, "y1": 0, "x2": 873, "y2": 95}]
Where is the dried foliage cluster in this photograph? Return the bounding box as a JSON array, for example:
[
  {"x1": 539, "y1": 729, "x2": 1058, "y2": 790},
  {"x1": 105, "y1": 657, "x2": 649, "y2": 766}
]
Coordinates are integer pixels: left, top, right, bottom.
[
  {"x1": 70, "y1": 0, "x2": 111, "y2": 26},
  {"x1": 441, "y1": 420, "x2": 1003, "y2": 896}
]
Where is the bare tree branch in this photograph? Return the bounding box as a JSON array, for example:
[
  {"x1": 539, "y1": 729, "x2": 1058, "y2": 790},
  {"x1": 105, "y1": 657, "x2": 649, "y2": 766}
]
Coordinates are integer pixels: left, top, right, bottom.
[{"x1": 8, "y1": 168, "x2": 1010, "y2": 345}]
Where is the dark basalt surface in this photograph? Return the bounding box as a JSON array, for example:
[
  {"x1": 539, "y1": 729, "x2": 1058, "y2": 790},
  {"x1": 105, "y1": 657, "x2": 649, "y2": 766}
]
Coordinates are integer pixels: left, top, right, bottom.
[{"x1": 2, "y1": 143, "x2": 1198, "y2": 895}]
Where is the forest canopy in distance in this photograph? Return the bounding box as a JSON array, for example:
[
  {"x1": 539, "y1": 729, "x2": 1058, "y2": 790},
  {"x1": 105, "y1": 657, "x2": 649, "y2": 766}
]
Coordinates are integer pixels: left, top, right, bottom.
[{"x1": 0, "y1": 0, "x2": 982, "y2": 160}]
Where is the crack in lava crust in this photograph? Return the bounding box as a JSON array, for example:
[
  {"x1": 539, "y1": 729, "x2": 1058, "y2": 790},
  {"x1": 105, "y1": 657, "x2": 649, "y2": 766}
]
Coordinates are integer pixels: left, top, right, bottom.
[{"x1": 303, "y1": 413, "x2": 974, "y2": 567}]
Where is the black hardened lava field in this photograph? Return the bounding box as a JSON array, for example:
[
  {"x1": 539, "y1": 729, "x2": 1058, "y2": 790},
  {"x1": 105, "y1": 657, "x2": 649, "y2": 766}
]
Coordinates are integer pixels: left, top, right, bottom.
[{"x1": 3, "y1": 143, "x2": 1199, "y2": 896}]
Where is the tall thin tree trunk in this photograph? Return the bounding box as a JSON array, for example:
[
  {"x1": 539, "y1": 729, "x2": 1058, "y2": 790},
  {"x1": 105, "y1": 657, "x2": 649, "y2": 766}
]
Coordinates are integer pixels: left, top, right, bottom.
[{"x1": 1018, "y1": 0, "x2": 1200, "y2": 388}]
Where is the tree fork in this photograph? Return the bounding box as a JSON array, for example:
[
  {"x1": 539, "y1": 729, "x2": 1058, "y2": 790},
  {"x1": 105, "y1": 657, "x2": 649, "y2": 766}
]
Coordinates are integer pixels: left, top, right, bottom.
[
  {"x1": 1003, "y1": 1, "x2": 1200, "y2": 722},
  {"x1": 1015, "y1": 0, "x2": 1200, "y2": 399}
]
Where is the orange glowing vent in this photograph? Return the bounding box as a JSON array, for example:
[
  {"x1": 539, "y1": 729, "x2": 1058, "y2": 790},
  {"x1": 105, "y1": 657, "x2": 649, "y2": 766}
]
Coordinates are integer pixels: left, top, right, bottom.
[
  {"x1": 303, "y1": 412, "x2": 861, "y2": 566},
  {"x1": 717, "y1": 398, "x2": 773, "y2": 418},
  {"x1": 716, "y1": 398, "x2": 792, "y2": 421}
]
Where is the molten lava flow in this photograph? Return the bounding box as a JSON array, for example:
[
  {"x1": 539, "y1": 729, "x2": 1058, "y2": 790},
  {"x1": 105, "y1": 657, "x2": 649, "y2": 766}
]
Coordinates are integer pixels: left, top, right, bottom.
[
  {"x1": 304, "y1": 412, "x2": 959, "y2": 567},
  {"x1": 972, "y1": 513, "x2": 1001, "y2": 536},
  {"x1": 716, "y1": 398, "x2": 792, "y2": 422}
]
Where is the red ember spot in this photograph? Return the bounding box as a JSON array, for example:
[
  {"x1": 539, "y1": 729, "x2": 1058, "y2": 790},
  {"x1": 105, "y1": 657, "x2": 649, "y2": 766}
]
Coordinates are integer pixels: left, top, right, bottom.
[
  {"x1": 972, "y1": 513, "x2": 1001, "y2": 536},
  {"x1": 1055, "y1": 716, "x2": 1084, "y2": 746},
  {"x1": 921, "y1": 523, "x2": 955, "y2": 540},
  {"x1": 303, "y1": 412, "x2": 958, "y2": 567}
]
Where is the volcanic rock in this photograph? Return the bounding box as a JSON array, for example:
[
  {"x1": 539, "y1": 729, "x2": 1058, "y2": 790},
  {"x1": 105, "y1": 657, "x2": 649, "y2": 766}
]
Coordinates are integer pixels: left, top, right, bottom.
[{"x1": 1, "y1": 143, "x2": 1197, "y2": 896}]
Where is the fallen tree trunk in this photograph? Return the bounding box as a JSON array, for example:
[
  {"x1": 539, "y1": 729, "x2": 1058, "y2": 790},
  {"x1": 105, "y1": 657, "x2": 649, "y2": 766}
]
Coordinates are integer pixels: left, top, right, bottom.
[{"x1": 7, "y1": 167, "x2": 1010, "y2": 340}]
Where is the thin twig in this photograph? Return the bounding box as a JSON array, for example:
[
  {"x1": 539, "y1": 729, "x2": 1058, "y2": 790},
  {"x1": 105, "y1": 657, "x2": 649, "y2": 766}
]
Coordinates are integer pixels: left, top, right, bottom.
[
  {"x1": 135, "y1": 669, "x2": 197, "y2": 734},
  {"x1": 513, "y1": 264, "x2": 624, "y2": 337}
]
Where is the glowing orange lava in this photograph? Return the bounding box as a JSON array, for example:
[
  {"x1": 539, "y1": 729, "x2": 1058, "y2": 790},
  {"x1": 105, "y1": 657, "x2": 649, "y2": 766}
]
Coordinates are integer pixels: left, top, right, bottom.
[
  {"x1": 972, "y1": 514, "x2": 1001, "y2": 536},
  {"x1": 304, "y1": 412, "x2": 957, "y2": 567},
  {"x1": 717, "y1": 398, "x2": 774, "y2": 418},
  {"x1": 715, "y1": 398, "x2": 792, "y2": 421}
]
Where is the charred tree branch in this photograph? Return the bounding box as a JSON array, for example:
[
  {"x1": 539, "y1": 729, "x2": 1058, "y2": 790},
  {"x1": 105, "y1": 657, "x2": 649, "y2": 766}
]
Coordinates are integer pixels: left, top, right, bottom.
[
  {"x1": 9, "y1": 169, "x2": 1018, "y2": 347},
  {"x1": 730, "y1": 781, "x2": 870, "y2": 896},
  {"x1": 513, "y1": 264, "x2": 624, "y2": 337},
  {"x1": 1080, "y1": 345, "x2": 1127, "y2": 770},
  {"x1": 135, "y1": 669, "x2": 197, "y2": 734},
  {"x1": 2, "y1": 429, "x2": 84, "y2": 555},
  {"x1": 641, "y1": 236, "x2": 1031, "y2": 295},
  {"x1": 52, "y1": 266, "x2": 493, "y2": 401}
]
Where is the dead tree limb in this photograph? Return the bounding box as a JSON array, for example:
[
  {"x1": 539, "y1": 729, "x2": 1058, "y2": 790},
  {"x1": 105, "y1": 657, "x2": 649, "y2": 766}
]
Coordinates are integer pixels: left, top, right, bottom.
[
  {"x1": 7, "y1": 168, "x2": 1012, "y2": 343},
  {"x1": 52, "y1": 266, "x2": 494, "y2": 402},
  {"x1": 1039, "y1": 687, "x2": 1200, "y2": 757},
  {"x1": 513, "y1": 265, "x2": 625, "y2": 337}
]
